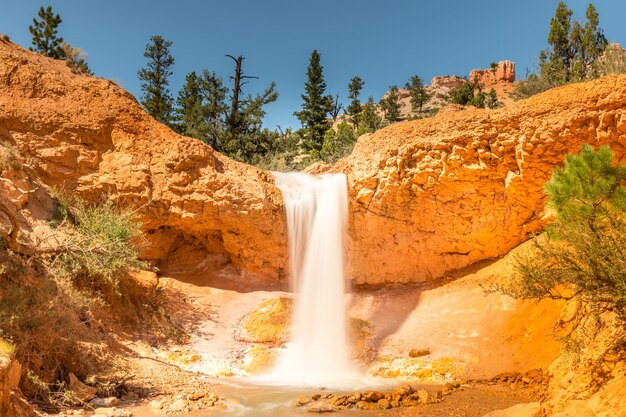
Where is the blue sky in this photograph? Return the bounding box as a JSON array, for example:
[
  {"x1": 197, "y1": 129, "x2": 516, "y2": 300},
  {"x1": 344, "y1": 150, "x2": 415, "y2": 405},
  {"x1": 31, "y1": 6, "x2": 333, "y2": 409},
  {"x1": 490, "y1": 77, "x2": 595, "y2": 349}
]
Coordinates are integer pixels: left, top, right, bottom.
[{"x1": 1, "y1": 1, "x2": 625, "y2": 130}]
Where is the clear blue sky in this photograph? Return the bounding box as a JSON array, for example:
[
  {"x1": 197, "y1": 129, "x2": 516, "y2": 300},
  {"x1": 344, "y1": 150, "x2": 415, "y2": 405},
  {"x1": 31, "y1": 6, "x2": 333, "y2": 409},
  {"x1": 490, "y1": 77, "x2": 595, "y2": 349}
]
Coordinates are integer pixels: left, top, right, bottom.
[{"x1": 1, "y1": 1, "x2": 625, "y2": 130}]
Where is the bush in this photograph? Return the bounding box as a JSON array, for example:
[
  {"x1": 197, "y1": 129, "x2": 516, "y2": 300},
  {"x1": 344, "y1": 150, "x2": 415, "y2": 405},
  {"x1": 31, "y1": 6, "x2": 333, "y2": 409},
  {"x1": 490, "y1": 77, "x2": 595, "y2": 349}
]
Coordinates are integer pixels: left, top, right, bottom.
[
  {"x1": 595, "y1": 43, "x2": 626, "y2": 76},
  {"x1": 511, "y1": 73, "x2": 555, "y2": 100},
  {"x1": 505, "y1": 145, "x2": 626, "y2": 322},
  {"x1": 321, "y1": 122, "x2": 356, "y2": 163},
  {"x1": 54, "y1": 200, "x2": 148, "y2": 293}
]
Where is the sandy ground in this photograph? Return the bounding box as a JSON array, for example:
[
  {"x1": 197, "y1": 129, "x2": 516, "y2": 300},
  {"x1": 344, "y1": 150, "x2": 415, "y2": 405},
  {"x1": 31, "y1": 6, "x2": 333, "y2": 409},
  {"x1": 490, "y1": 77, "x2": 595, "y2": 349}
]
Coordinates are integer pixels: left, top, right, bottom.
[{"x1": 72, "y1": 242, "x2": 562, "y2": 417}]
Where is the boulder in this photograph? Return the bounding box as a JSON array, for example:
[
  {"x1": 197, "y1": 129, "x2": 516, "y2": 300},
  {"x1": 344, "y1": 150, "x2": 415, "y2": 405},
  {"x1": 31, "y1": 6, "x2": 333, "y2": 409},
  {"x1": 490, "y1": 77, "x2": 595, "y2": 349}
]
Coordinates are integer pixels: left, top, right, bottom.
[{"x1": 236, "y1": 297, "x2": 292, "y2": 344}]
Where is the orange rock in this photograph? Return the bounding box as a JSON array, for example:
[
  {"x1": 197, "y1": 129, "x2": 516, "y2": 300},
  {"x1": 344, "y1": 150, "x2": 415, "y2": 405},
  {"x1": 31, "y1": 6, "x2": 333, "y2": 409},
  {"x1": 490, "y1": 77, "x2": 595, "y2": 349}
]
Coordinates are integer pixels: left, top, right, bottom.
[
  {"x1": 0, "y1": 40, "x2": 287, "y2": 281},
  {"x1": 236, "y1": 297, "x2": 292, "y2": 344},
  {"x1": 336, "y1": 75, "x2": 626, "y2": 285}
]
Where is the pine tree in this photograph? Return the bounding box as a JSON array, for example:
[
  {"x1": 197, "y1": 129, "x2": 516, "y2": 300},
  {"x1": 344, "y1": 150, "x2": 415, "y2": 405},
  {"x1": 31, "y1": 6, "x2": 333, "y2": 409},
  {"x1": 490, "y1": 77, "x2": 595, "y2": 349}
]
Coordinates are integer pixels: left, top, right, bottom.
[
  {"x1": 295, "y1": 50, "x2": 333, "y2": 154},
  {"x1": 405, "y1": 75, "x2": 430, "y2": 113},
  {"x1": 582, "y1": 3, "x2": 608, "y2": 78},
  {"x1": 543, "y1": 1, "x2": 573, "y2": 84},
  {"x1": 321, "y1": 122, "x2": 356, "y2": 162},
  {"x1": 510, "y1": 145, "x2": 626, "y2": 322},
  {"x1": 138, "y1": 35, "x2": 175, "y2": 126},
  {"x1": 380, "y1": 85, "x2": 401, "y2": 123},
  {"x1": 175, "y1": 71, "x2": 205, "y2": 139},
  {"x1": 449, "y1": 81, "x2": 475, "y2": 105},
  {"x1": 485, "y1": 88, "x2": 500, "y2": 109},
  {"x1": 358, "y1": 97, "x2": 381, "y2": 134},
  {"x1": 346, "y1": 76, "x2": 364, "y2": 127},
  {"x1": 197, "y1": 69, "x2": 229, "y2": 150},
  {"x1": 221, "y1": 81, "x2": 279, "y2": 161},
  {"x1": 29, "y1": 6, "x2": 65, "y2": 59}
]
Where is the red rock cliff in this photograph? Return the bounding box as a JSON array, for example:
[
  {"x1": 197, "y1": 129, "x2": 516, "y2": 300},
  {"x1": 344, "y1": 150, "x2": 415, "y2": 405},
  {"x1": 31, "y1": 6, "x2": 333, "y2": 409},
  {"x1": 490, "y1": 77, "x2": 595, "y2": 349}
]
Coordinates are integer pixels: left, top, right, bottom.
[
  {"x1": 0, "y1": 39, "x2": 287, "y2": 280},
  {"x1": 337, "y1": 75, "x2": 626, "y2": 285}
]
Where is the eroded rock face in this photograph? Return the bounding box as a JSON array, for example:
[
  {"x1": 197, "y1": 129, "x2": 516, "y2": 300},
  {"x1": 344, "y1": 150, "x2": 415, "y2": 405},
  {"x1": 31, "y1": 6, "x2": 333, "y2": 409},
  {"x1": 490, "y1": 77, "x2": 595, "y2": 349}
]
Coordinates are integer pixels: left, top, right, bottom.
[
  {"x1": 0, "y1": 39, "x2": 287, "y2": 280},
  {"x1": 470, "y1": 60, "x2": 516, "y2": 86},
  {"x1": 337, "y1": 75, "x2": 626, "y2": 285}
]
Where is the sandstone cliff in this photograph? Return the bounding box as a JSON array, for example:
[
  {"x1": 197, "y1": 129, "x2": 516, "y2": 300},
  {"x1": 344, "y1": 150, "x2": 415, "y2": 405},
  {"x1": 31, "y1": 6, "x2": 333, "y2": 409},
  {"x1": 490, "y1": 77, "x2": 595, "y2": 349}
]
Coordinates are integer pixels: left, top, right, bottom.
[
  {"x1": 0, "y1": 39, "x2": 287, "y2": 280},
  {"x1": 338, "y1": 75, "x2": 626, "y2": 285}
]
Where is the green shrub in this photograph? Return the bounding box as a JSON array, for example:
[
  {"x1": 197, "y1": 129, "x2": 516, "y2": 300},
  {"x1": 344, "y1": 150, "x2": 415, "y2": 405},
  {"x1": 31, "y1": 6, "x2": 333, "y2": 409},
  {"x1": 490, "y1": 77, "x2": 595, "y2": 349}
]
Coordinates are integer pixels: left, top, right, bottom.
[
  {"x1": 321, "y1": 122, "x2": 356, "y2": 163},
  {"x1": 511, "y1": 73, "x2": 556, "y2": 100},
  {"x1": 54, "y1": 200, "x2": 148, "y2": 293},
  {"x1": 595, "y1": 44, "x2": 626, "y2": 76},
  {"x1": 505, "y1": 145, "x2": 626, "y2": 322}
]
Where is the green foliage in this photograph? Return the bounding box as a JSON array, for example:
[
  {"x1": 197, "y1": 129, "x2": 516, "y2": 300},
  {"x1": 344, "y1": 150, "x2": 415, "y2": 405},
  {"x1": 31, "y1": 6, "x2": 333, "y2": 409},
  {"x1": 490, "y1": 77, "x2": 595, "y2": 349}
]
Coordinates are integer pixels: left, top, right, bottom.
[
  {"x1": 221, "y1": 82, "x2": 279, "y2": 161},
  {"x1": 449, "y1": 80, "x2": 494, "y2": 109},
  {"x1": 54, "y1": 200, "x2": 147, "y2": 292},
  {"x1": 511, "y1": 72, "x2": 554, "y2": 100},
  {"x1": 138, "y1": 35, "x2": 175, "y2": 126},
  {"x1": 515, "y1": 2, "x2": 608, "y2": 99},
  {"x1": 295, "y1": 50, "x2": 333, "y2": 153},
  {"x1": 380, "y1": 85, "x2": 401, "y2": 123},
  {"x1": 508, "y1": 145, "x2": 626, "y2": 322},
  {"x1": 250, "y1": 130, "x2": 301, "y2": 171},
  {"x1": 175, "y1": 71, "x2": 205, "y2": 139},
  {"x1": 405, "y1": 75, "x2": 431, "y2": 113},
  {"x1": 321, "y1": 122, "x2": 356, "y2": 162},
  {"x1": 485, "y1": 88, "x2": 500, "y2": 109},
  {"x1": 61, "y1": 42, "x2": 92, "y2": 75},
  {"x1": 358, "y1": 96, "x2": 382, "y2": 134},
  {"x1": 449, "y1": 81, "x2": 475, "y2": 105},
  {"x1": 29, "y1": 6, "x2": 65, "y2": 59},
  {"x1": 346, "y1": 76, "x2": 364, "y2": 127},
  {"x1": 595, "y1": 44, "x2": 626, "y2": 76}
]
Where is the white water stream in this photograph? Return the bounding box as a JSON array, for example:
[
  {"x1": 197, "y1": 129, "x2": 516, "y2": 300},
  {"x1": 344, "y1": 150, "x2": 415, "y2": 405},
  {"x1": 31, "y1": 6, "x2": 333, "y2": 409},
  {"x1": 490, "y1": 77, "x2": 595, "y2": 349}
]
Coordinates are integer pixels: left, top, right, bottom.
[{"x1": 267, "y1": 172, "x2": 358, "y2": 387}]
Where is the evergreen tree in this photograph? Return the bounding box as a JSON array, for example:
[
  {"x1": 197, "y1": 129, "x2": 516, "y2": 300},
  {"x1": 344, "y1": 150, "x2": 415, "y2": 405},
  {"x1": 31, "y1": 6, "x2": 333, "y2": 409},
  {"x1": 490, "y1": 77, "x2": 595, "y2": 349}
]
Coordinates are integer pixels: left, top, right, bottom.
[
  {"x1": 321, "y1": 122, "x2": 356, "y2": 162},
  {"x1": 358, "y1": 97, "x2": 382, "y2": 134},
  {"x1": 485, "y1": 88, "x2": 500, "y2": 109},
  {"x1": 405, "y1": 75, "x2": 431, "y2": 113},
  {"x1": 138, "y1": 35, "x2": 175, "y2": 126},
  {"x1": 175, "y1": 71, "x2": 206, "y2": 139},
  {"x1": 509, "y1": 145, "x2": 626, "y2": 322},
  {"x1": 380, "y1": 85, "x2": 401, "y2": 123},
  {"x1": 197, "y1": 69, "x2": 229, "y2": 150},
  {"x1": 29, "y1": 6, "x2": 65, "y2": 59},
  {"x1": 582, "y1": 3, "x2": 608, "y2": 78},
  {"x1": 346, "y1": 76, "x2": 364, "y2": 127},
  {"x1": 295, "y1": 50, "x2": 333, "y2": 154},
  {"x1": 542, "y1": 1, "x2": 573, "y2": 84},
  {"x1": 449, "y1": 81, "x2": 474, "y2": 105},
  {"x1": 221, "y1": 82, "x2": 279, "y2": 161}
]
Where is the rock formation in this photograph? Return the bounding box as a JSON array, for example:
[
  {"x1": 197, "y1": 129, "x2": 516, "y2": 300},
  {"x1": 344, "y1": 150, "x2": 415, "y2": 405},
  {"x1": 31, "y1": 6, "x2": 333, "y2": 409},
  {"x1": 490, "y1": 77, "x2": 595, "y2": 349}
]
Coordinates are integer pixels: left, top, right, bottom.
[
  {"x1": 2, "y1": 39, "x2": 626, "y2": 289},
  {"x1": 469, "y1": 60, "x2": 516, "y2": 106},
  {"x1": 469, "y1": 60, "x2": 516, "y2": 86},
  {"x1": 337, "y1": 75, "x2": 626, "y2": 285},
  {"x1": 0, "y1": 39, "x2": 287, "y2": 281},
  {"x1": 380, "y1": 61, "x2": 516, "y2": 120}
]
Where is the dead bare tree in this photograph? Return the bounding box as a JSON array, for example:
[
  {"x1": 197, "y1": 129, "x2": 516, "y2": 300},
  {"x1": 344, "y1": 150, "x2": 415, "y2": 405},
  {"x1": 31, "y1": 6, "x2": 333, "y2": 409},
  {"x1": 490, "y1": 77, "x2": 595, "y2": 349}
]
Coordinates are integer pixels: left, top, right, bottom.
[
  {"x1": 329, "y1": 93, "x2": 343, "y2": 121},
  {"x1": 225, "y1": 54, "x2": 258, "y2": 133}
]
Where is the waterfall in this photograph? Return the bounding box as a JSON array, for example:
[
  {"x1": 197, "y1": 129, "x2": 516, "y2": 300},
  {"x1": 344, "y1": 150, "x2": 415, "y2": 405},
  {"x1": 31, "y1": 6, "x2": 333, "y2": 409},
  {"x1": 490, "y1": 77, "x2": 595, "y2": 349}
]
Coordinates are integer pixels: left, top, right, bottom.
[{"x1": 269, "y1": 172, "x2": 357, "y2": 386}]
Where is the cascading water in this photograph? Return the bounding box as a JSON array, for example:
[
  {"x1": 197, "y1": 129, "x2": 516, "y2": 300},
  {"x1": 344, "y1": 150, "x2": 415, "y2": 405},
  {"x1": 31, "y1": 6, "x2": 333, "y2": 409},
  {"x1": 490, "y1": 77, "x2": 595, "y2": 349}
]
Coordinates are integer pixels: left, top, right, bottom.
[{"x1": 268, "y1": 172, "x2": 358, "y2": 386}]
